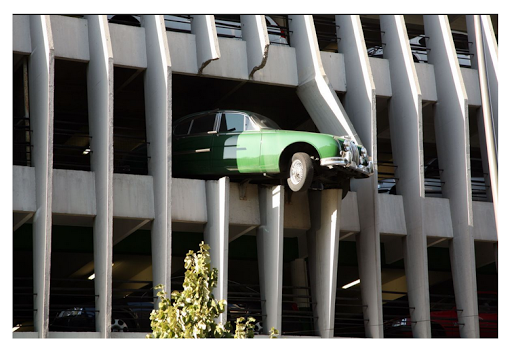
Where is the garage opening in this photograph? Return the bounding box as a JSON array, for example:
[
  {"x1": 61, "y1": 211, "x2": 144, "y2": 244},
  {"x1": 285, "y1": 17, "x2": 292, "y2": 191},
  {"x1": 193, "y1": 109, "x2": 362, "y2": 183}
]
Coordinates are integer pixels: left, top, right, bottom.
[
  {"x1": 48, "y1": 224, "x2": 96, "y2": 332},
  {"x1": 111, "y1": 229, "x2": 153, "y2": 333},
  {"x1": 381, "y1": 240, "x2": 411, "y2": 338},
  {"x1": 113, "y1": 67, "x2": 149, "y2": 175},
  {"x1": 13, "y1": 223, "x2": 34, "y2": 332},
  {"x1": 468, "y1": 106, "x2": 491, "y2": 202},
  {"x1": 334, "y1": 240, "x2": 366, "y2": 337},
  {"x1": 361, "y1": 15, "x2": 384, "y2": 59},
  {"x1": 313, "y1": 15, "x2": 338, "y2": 53},
  {"x1": 53, "y1": 59, "x2": 91, "y2": 172},
  {"x1": 423, "y1": 102, "x2": 443, "y2": 198},
  {"x1": 13, "y1": 54, "x2": 32, "y2": 167},
  {"x1": 376, "y1": 97, "x2": 398, "y2": 194}
]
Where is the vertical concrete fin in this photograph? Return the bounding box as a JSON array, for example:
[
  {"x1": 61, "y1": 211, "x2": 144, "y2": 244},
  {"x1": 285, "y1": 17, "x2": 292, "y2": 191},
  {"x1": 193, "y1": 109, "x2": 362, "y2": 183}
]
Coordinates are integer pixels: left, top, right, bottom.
[
  {"x1": 467, "y1": 15, "x2": 498, "y2": 225},
  {"x1": 336, "y1": 15, "x2": 383, "y2": 338},
  {"x1": 380, "y1": 15, "x2": 431, "y2": 338},
  {"x1": 257, "y1": 185, "x2": 284, "y2": 334},
  {"x1": 241, "y1": 15, "x2": 270, "y2": 79},
  {"x1": 85, "y1": 14, "x2": 115, "y2": 338},
  {"x1": 141, "y1": 15, "x2": 173, "y2": 303},
  {"x1": 307, "y1": 189, "x2": 342, "y2": 337},
  {"x1": 204, "y1": 177, "x2": 230, "y2": 324},
  {"x1": 192, "y1": 15, "x2": 220, "y2": 74},
  {"x1": 423, "y1": 15, "x2": 479, "y2": 338},
  {"x1": 289, "y1": 15, "x2": 361, "y2": 145},
  {"x1": 28, "y1": 14, "x2": 54, "y2": 339}
]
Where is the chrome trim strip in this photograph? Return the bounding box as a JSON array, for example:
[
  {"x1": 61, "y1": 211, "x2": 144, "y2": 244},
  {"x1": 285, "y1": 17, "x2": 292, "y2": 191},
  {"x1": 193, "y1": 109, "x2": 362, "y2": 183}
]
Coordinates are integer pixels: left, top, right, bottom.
[
  {"x1": 195, "y1": 148, "x2": 211, "y2": 153},
  {"x1": 320, "y1": 157, "x2": 374, "y2": 176}
]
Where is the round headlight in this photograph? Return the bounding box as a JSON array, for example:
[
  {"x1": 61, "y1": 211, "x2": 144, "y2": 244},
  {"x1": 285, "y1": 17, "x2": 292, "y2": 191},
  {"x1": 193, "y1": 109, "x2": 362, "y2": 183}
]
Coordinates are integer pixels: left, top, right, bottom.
[{"x1": 343, "y1": 139, "x2": 351, "y2": 152}]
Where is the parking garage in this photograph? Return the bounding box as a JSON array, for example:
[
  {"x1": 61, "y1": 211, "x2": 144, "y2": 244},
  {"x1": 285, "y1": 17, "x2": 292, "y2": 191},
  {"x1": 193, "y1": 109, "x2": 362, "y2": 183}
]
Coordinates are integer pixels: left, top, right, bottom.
[{"x1": 12, "y1": 14, "x2": 497, "y2": 338}]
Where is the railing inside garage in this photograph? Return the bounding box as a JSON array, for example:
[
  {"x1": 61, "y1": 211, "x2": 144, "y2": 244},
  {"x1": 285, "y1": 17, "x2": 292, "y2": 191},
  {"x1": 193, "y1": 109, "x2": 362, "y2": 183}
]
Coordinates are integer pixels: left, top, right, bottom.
[
  {"x1": 13, "y1": 277, "x2": 35, "y2": 332},
  {"x1": 313, "y1": 15, "x2": 339, "y2": 53},
  {"x1": 111, "y1": 279, "x2": 155, "y2": 333}
]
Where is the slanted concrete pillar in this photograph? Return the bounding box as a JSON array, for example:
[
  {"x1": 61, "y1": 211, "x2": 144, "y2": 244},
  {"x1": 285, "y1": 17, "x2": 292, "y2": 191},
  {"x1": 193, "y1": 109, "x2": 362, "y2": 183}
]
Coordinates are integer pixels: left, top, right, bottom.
[
  {"x1": 424, "y1": 15, "x2": 479, "y2": 338},
  {"x1": 467, "y1": 15, "x2": 498, "y2": 225},
  {"x1": 336, "y1": 15, "x2": 383, "y2": 338},
  {"x1": 240, "y1": 15, "x2": 269, "y2": 79},
  {"x1": 257, "y1": 185, "x2": 284, "y2": 335},
  {"x1": 288, "y1": 15, "x2": 361, "y2": 145},
  {"x1": 191, "y1": 15, "x2": 220, "y2": 74},
  {"x1": 380, "y1": 15, "x2": 431, "y2": 337},
  {"x1": 28, "y1": 14, "x2": 54, "y2": 339},
  {"x1": 204, "y1": 177, "x2": 230, "y2": 324},
  {"x1": 307, "y1": 189, "x2": 342, "y2": 338},
  {"x1": 141, "y1": 15, "x2": 173, "y2": 308},
  {"x1": 85, "y1": 14, "x2": 114, "y2": 337}
]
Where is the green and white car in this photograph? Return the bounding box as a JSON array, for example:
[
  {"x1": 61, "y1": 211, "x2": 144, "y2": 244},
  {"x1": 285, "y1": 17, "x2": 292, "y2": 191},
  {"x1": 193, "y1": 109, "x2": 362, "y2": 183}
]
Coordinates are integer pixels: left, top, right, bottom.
[{"x1": 172, "y1": 109, "x2": 373, "y2": 194}]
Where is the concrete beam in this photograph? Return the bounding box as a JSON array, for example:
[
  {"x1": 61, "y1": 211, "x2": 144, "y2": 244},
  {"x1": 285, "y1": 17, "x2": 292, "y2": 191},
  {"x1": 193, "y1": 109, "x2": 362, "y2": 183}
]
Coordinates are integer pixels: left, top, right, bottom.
[
  {"x1": 307, "y1": 189, "x2": 342, "y2": 337},
  {"x1": 109, "y1": 22, "x2": 147, "y2": 69},
  {"x1": 336, "y1": 15, "x2": 383, "y2": 338},
  {"x1": 191, "y1": 15, "x2": 220, "y2": 74},
  {"x1": 113, "y1": 218, "x2": 151, "y2": 245},
  {"x1": 13, "y1": 166, "x2": 36, "y2": 212},
  {"x1": 204, "y1": 177, "x2": 230, "y2": 324},
  {"x1": 257, "y1": 185, "x2": 284, "y2": 335},
  {"x1": 424, "y1": 15, "x2": 479, "y2": 338},
  {"x1": 141, "y1": 15, "x2": 173, "y2": 306},
  {"x1": 241, "y1": 15, "x2": 269, "y2": 79},
  {"x1": 13, "y1": 212, "x2": 34, "y2": 231},
  {"x1": 380, "y1": 15, "x2": 431, "y2": 337},
  {"x1": 50, "y1": 15, "x2": 90, "y2": 61},
  {"x1": 86, "y1": 15, "x2": 115, "y2": 337},
  {"x1": 28, "y1": 14, "x2": 54, "y2": 339},
  {"x1": 289, "y1": 15, "x2": 361, "y2": 145}
]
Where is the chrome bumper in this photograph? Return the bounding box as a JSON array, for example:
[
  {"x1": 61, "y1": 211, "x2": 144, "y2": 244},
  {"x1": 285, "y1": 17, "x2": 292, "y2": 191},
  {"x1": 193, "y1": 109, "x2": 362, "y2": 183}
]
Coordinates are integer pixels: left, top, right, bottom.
[{"x1": 320, "y1": 157, "x2": 374, "y2": 177}]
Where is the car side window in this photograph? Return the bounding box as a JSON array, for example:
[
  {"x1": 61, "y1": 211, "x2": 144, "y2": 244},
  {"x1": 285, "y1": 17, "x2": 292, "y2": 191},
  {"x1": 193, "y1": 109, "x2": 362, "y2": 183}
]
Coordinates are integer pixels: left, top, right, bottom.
[
  {"x1": 174, "y1": 120, "x2": 192, "y2": 136},
  {"x1": 219, "y1": 113, "x2": 245, "y2": 133},
  {"x1": 189, "y1": 114, "x2": 217, "y2": 135}
]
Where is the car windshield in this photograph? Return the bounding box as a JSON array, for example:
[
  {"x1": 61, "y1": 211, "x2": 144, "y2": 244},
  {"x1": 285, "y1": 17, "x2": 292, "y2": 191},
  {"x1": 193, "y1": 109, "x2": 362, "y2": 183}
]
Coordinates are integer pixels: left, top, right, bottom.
[{"x1": 249, "y1": 112, "x2": 281, "y2": 130}]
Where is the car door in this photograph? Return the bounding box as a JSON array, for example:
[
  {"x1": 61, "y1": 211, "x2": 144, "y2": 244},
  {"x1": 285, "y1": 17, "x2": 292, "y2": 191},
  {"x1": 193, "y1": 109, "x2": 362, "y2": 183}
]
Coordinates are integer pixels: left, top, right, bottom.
[
  {"x1": 211, "y1": 112, "x2": 261, "y2": 174},
  {"x1": 173, "y1": 112, "x2": 218, "y2": 176}
]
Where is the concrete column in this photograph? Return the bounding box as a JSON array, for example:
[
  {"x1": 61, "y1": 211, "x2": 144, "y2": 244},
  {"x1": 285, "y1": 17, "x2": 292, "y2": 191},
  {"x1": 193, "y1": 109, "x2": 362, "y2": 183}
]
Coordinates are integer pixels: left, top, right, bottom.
[
  {"x1": 257, "y1": 185, "x2": 284, "y2": 335},
  {"x1": 85, "y1": 15, "x2": 114, "y2": 337},
  {"x1": 204, "y1": 177, "x2": 230, "y2": 324},
  {"x1": 380, "y1": 15, "x2": 431, "y2": 337},
  {"x1": 191, "y1": 15, "x2": 220, "y2": 74},
  {"x1": 466, "y1": 15, "x2": 498, "y2": 145},
  {"x1": 423, "y1": 15, "x2": 479, "y2": 338},
  {"x1": 28, "y1": 15, "x2": 54, "y2": 339},
  {"x1": 307, "y1": 189, "x2": 342, "y2": 338},
  {"x1": 141, "y1": 15, "x2": 173, "y2": 306},
  {"x1": 467, "y1": 15, "x2": 498, "y2": 223},
  {"x1": 240, "y1": 15, "x2": 269, "y2": 78},
  {"x1": 336, "y1": 15, "x2": 383, "y2": 338},
  {"x1": 288, "y1": 15, "x2": 361, "y2": 145}
]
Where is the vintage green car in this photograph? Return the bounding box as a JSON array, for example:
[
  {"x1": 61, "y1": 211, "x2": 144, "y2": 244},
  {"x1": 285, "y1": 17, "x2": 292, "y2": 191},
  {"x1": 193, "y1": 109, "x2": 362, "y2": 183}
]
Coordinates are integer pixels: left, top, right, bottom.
[{"x1": 172, "y1": 109, "x2": 373, "y2": 193}]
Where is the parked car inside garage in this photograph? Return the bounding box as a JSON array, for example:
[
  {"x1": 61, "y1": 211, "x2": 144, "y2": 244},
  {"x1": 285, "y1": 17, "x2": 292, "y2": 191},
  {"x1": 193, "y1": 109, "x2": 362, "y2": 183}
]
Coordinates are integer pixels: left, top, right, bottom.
[{"x1": 172, "y1": 109, "x2": 373, "y2": 194}]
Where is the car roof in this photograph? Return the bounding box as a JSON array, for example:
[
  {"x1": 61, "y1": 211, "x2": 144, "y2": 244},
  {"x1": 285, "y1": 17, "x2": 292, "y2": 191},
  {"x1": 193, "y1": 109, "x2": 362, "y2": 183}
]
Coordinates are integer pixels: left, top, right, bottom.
[{"x1": 173, "y1": 109, "x2": 254, "y2": 124}]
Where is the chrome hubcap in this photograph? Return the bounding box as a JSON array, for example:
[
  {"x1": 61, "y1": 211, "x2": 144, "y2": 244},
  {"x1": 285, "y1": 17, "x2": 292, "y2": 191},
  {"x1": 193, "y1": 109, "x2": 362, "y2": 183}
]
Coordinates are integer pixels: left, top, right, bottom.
[{"x1": 290, "y1": 159, "x2": 304, "y2": 185}]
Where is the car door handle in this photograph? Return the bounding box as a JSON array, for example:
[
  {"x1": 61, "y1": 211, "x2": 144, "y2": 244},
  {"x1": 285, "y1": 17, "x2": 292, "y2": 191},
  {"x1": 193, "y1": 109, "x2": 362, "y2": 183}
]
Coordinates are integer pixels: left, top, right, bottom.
[{"x1": 207, "y1": 130, "x2": 217, "y2": 134}]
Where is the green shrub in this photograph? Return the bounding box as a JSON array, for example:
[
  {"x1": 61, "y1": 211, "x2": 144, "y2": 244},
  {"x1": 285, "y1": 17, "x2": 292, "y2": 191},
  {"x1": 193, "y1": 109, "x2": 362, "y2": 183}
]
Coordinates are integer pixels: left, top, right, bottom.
[{"x1": 146, "y1": 241, "x2": 278, "y2": 339}]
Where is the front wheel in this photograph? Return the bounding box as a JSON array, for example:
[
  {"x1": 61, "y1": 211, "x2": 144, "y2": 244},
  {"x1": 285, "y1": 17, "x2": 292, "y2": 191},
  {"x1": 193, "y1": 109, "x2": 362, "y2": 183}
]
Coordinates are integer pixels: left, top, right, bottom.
[{"x1": 287, "y1": 152, "x2": 314, "y2": 192}]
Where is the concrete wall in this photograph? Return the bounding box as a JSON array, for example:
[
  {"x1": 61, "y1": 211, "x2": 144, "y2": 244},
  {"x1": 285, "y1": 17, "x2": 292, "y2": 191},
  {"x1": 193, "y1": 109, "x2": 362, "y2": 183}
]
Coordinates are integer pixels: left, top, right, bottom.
[
  {"x1": 50, "y1": 15, "x2": 90, "y2": 61},
  {"x1": 52, "y1": 169, "x2": 96, "y2": 215},
  {"x1": 13, "y1": 15, "x2": 31, "y2": 54}
]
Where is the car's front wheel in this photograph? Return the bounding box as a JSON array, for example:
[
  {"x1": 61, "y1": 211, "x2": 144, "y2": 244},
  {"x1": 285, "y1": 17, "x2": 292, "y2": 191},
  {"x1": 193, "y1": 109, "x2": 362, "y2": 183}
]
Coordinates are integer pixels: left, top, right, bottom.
[{"x1": 287, "y1": 152, "x2": 314, "y2": 192}]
